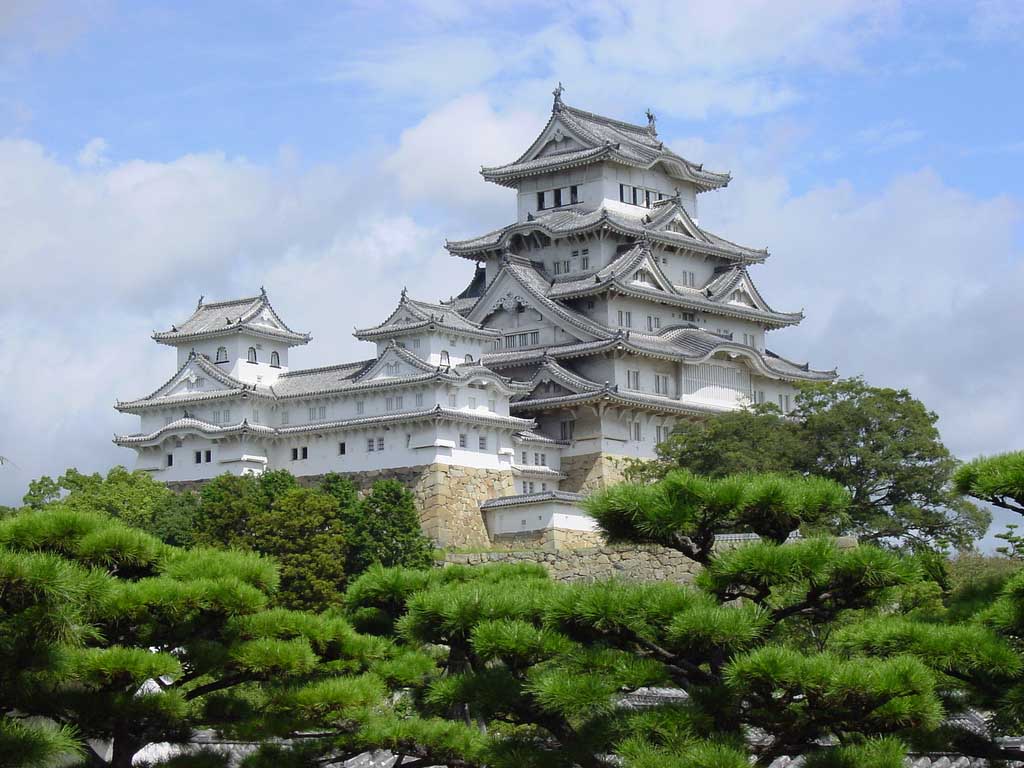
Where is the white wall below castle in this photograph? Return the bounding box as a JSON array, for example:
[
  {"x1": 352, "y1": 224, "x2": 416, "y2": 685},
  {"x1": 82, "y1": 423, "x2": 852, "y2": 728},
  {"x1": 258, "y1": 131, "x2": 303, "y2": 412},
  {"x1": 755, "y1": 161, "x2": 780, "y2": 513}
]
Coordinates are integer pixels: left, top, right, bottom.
[
  {"x1": 485, "y1": 501, "x2": 597, "y2": 537},
  {"x1": 128, "y1": 421, "x2": 519, "y2": 482}
]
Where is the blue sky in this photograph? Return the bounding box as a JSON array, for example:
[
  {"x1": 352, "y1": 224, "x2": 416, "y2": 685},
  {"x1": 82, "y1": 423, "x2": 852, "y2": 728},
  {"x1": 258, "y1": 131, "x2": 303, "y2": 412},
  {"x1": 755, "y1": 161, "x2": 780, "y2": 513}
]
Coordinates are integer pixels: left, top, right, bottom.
[{"x1": 0, "y1": 0, "x2": 1022, "y2": 547}]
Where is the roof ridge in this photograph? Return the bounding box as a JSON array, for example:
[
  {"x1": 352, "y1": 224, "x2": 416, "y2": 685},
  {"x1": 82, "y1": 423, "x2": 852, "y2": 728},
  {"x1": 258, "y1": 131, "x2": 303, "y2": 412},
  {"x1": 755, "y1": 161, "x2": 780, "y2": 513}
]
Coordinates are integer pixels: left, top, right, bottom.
[
  {"x1": 562, "y1": 103, "x2": 653, "y2": 136},
  {"x1": 198, "y1": 295, "x2": 262, "y2": 309}
]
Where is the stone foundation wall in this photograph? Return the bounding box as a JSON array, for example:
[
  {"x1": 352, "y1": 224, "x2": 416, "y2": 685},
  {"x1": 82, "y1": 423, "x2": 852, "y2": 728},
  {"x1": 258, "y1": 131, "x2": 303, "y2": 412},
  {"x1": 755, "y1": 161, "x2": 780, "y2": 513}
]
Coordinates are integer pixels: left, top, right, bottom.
[
  {"x1": 488, "y1": 527, "x2": 605, "y2": 551},
  {"x1": 445, "y1": 543, "x2": 699, "y2": 584},
  {"x1": 559, "y1": 452, "x2": 629, "y2": 494},
  {"x1": 169, "y1": 463, "x2": 514, "y2": 549},
  {"x1": 416, "y1": 464, "x2": 515, "y2": 548}
]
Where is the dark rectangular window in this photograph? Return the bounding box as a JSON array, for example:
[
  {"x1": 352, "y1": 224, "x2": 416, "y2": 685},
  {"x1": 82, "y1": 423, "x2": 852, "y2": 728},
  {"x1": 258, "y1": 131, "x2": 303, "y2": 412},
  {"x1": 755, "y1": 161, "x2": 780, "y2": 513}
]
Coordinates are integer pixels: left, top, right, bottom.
[
  {"x1": 645, "y1": 190, "x2": 652, "y2": 207},
  {"x1": 205, "y1": 450, "x2": 212, "y2": 463},
  {"x1": 619, "y1": 183, "x2": 626, "y2": 202},
  {"x1": 632, "y1": 187, "x2": 639, "y2": 205},
  {"x1": 166, "y1": 454, "x2": 173, "y2": 467},
  {"x1": 536, "y1": 191, "x2": 545, "y2": 210},
  {"x1": 291, "y1": 448, "x2": 298, "y2": 461},
  {"x1": 195, "y1": 451, "x2": 202, "y2": 464},
  {"x1": 301, "y1": 446, "x2": 308, "y2": 460},
  {"x1": 339, "y1": 441, "x2": 346, "y2": 455},
  {"x1": 570, "y1": 185, "x2": 578, "y2": 204},
  {"x1": 553, "y1": 188, "x2": 562, "y2": 207}
]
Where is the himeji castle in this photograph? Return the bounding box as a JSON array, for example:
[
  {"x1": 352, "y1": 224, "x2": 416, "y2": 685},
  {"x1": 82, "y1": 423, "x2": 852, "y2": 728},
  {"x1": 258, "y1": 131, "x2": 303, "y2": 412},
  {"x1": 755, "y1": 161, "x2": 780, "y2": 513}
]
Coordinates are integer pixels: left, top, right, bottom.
[{"x1": 115, "y1": 88, "x2": 835, "y2": 549}]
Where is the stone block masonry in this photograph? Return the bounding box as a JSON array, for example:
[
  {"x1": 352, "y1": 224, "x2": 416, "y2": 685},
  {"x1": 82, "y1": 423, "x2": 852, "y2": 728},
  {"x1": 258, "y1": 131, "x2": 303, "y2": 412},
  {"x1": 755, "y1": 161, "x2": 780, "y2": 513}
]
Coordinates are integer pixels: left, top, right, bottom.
[
  {"x1": 445, "y1": 543, "x2": 700, "y2": 584},
  {"x1": 559, "y1": 452, "x2": 629, "y2": 494}
]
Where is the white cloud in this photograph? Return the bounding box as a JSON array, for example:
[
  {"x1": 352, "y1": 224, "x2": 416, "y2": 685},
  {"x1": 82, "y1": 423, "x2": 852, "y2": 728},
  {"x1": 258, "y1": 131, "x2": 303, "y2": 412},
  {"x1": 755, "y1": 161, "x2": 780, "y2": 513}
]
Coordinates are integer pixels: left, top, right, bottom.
[
  {"x1": 969, "y1": 0, "x2": 1024, "y2": 41},
  {"x1": 0, "y1": 139, "x2": 474, "y2": 505},
  {"x1": 854, "y1": 120, "x2": 924, "y2": 154},
  {"x1": 381, "y1": 93, "x2": 539, "y2": 226},
  {"x1": 697, "y1": 166, "x2": 1023, "y2": 463},
  {"x1": 76, "y1": 136, "x2": 109, "y2": 167},
  {"x1": 331, "y1": 0, "x2": 901, "y2": 119}
]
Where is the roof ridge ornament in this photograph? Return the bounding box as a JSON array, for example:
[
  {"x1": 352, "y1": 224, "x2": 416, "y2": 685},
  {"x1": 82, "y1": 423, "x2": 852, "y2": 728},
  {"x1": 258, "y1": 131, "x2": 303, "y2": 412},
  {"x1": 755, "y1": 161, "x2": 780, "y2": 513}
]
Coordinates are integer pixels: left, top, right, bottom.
[
  {"x1": 645, "y1": 108, "x2": 657, "y2": 136},
  {"x1": 552, "y1": 81, "x2": 564, "y2": 110},
  {"x1": 260, "y1": 285, "x2": 267, "y2": 298},
  {"x1": 196, "y1": 295, "x2": 204, "y2": 309}
]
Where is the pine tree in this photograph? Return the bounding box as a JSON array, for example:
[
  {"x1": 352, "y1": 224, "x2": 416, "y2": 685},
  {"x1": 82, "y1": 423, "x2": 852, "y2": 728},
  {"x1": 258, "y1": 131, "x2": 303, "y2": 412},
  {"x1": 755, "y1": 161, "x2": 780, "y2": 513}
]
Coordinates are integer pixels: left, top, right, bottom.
[{"x1": 0, "y1": 506, "x2": 404, "y2": 767}]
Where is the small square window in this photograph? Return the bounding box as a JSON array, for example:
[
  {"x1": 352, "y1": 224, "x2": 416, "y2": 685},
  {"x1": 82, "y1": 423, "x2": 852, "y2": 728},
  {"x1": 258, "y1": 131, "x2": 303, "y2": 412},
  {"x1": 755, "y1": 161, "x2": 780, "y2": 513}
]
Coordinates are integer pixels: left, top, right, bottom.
[
  {"x1": 166, "y1": 453, "x2": 173, "y2": 467},
  {"x1": 194, "y1": 451, "x2": 202, "y2": 464},
  {"x1": 459, "y1": 433, "x2": 467, "y2": 448},
  {"x1": 339, "y1": 441, "x2": 346, "y2": 455},
  {"x1": 377, "y1": 437, "x2": 384, "y2": 451},
  {"x1": 291, "y1": 448, "x2": 299, "y2": 460},
  {"x1": 478, "y1": 436, "x2": 488, "y2": 450},
  {"x1": 301, "y1": 446, "x2": 308, "y2": 460},
  {"x1": 367, "y1": 439, "x2": 375, "y2": 452},
  {"x1": 205, "y1": 450, "x2": 212, "y2": 463}
]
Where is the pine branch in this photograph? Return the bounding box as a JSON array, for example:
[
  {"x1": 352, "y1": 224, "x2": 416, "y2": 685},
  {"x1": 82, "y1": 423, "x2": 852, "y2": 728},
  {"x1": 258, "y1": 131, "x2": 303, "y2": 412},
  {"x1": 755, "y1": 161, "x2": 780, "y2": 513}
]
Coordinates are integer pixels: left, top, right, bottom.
[{"x1": 182, "y1": 672, "x2": 250, "y2": 701}]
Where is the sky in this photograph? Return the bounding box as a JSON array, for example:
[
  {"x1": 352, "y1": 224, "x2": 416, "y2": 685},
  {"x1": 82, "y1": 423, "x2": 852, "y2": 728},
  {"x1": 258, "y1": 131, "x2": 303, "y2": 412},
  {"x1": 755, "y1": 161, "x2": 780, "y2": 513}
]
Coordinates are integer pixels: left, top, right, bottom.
[{"x1": 0, "y1": 0, "x2": 1021, "y2": 546}]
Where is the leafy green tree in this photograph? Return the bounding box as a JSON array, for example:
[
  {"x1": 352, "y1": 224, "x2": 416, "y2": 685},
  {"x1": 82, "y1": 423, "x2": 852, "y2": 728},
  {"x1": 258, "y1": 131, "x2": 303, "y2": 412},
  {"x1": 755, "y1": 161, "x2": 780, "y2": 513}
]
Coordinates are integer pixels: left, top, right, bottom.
[
  {"x1": 345, "y1": 479, "x2": 433, "y2": 574},
  {"x1": 647, "y1": 378, "x2": 988, "y2": 552},
  {"x1": 626, "y1": 403, "x2": 806, "y2": 482},
  {"x1": 193, "y1": 473, "x2": 347, "y2": 610},
  {"x1": 251, "y1": 486, "x2": 349, "y2": 610},
  {"x1": 0, "y1": 506, "x2": 399, "y2": 768},
  {"x1": 21, "y1": 466, "x2": 200, "y2": 545}
]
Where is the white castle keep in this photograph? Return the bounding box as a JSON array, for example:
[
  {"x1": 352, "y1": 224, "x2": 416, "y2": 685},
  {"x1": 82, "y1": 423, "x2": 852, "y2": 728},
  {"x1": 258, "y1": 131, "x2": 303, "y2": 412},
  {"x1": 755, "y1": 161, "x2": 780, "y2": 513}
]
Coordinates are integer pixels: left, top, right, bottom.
[{"x1": 115, "y1": 89, "x2": 835, "y2": 548}]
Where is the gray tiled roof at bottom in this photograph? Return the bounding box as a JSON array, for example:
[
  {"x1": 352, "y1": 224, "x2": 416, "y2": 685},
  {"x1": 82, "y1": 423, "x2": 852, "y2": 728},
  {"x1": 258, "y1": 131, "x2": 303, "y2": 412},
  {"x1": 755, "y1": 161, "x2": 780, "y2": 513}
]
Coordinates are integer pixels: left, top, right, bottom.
[{"x1": 479, "y1": 491, "x2": 586, "y2": 509}]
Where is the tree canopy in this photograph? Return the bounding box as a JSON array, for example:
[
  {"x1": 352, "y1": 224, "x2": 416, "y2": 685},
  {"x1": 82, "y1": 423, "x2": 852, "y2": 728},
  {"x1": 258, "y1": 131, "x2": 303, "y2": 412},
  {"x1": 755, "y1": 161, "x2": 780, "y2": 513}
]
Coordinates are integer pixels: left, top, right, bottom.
[
  {"x1": 15, "y1": 467, "x2": 435, "y2": 611},
  {"x1": 640, "y1": 378, "x2": 989, "y2": 552},
  {"x1": 0, "y1": 506, "x2": 409, "y2": 768}
]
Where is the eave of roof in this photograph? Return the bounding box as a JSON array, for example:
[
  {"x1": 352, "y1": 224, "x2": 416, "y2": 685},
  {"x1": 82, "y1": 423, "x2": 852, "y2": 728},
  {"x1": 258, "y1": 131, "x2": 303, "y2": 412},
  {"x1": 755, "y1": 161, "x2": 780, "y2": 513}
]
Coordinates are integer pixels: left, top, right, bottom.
[
  {"x1": 479, "y1": 490, "x2": 586, "y2": 510},
  {"x1": 510, "y1": 386, "x2": 730, "y2": 417},
  {"x1": 153, "y1": 291, "x2": 311, "y2": 347},
  {"x1": 114, "y1": 406, "x2": 536, "y2": 446},
  {"x1": 353, "y1": 291, "x2": 498, "y2": 340},
  {"x1": 445, "y1": 203, "x2": 767, "y2": 263}
]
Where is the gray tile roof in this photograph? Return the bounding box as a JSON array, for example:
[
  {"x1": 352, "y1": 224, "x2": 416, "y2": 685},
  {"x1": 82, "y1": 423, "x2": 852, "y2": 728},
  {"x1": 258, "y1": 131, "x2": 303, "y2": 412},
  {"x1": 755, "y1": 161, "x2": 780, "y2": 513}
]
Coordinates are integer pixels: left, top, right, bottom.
[
  {"x1": 481, "y1": 101, "x2": 730, "y2": 192},
  {"x1": 545, "y1": 243, "x2": 802, "y2": 328},
  {"x1": 115, "y1": 353, "x2": 253, "y2": 411},
  {"x1": 153, "y1": 290, "x2": 310, "y2": 346},
  {"x1": 479, "y1": 490, "x2": 585, "y2": 510},
  {"x1": 355, "y1": 290, "x2": 498, "y2": 340},
  {"x1": 446, "y1": 201, "x2": 766, "y2": 263},
  {"x1": 114, "y1": 405, "x2": 536, "y2": 446},
  {"x1": 119, "y1": 347, "x2": 531, "y2": 412}
]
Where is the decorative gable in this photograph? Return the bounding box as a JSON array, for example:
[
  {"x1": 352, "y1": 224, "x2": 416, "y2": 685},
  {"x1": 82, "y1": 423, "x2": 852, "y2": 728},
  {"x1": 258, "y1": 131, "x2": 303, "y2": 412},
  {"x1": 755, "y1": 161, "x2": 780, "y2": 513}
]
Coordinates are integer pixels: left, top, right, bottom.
[
  {"x1": 355, "y1": 344, "x2": 436, "y2": 383},
  {"x1": 146, "y1": 358, "x2": 242, "y2": 403}
]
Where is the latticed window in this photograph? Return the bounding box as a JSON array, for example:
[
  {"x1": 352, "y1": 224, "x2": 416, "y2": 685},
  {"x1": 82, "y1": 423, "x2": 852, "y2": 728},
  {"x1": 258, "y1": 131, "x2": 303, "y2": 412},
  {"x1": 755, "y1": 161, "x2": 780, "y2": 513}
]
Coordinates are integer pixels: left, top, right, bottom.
[
  {"x1": 247, "y1": 347, "x2": 257, "y2": 363},
  {"x1": 270, "y1": 351, "x2": 280, "y2": 367},
  {"x1": 216, "y1": 346, "x2": 228, "y2": 362}
]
